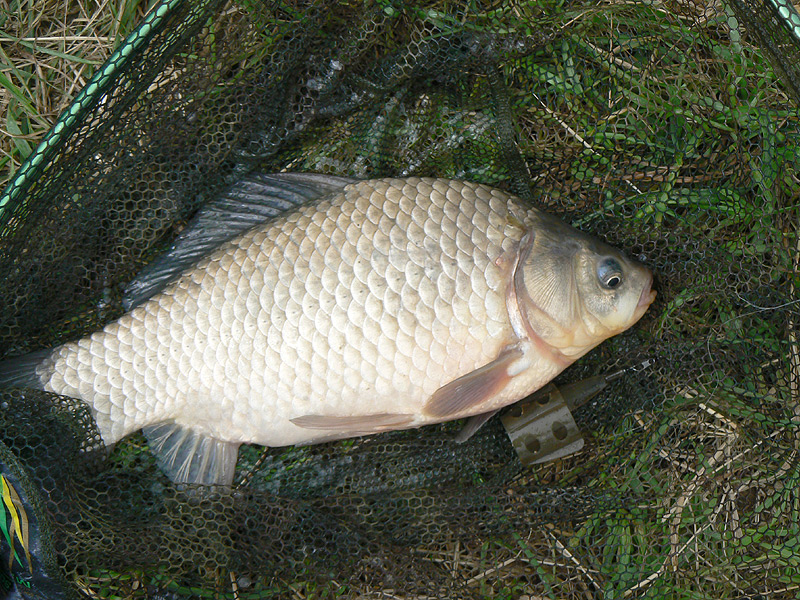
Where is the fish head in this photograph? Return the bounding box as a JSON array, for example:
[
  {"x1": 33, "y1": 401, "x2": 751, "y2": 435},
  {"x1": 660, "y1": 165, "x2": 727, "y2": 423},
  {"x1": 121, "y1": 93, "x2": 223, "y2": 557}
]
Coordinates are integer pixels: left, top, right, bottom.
[{"x1": 513, "y1": 214, "x2": 656, "y2": 359}]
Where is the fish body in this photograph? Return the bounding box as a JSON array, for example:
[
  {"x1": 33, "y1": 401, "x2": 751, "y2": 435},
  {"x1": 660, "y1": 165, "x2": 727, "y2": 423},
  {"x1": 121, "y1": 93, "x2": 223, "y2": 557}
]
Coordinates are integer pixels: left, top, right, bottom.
[{"x1": 0, "y1": 175, "x2": 655, "y2": 485}]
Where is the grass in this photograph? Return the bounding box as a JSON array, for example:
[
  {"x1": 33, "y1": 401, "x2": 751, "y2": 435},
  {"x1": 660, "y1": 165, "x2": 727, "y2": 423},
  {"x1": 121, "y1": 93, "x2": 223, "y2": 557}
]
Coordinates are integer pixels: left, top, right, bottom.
[
  {"x1": 0, "y1": 0, "x2": 158, "y2": 192},
  {"x1": 2, "y1": 0, "x2": 800, "y2": 599}
]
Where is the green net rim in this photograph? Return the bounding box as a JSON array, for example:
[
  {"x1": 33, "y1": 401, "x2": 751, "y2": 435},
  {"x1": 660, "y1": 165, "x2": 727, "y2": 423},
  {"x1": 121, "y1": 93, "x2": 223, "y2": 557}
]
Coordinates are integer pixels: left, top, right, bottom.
[{"x1": 0, "y1": 0, "x2": 183, "y2": 225}]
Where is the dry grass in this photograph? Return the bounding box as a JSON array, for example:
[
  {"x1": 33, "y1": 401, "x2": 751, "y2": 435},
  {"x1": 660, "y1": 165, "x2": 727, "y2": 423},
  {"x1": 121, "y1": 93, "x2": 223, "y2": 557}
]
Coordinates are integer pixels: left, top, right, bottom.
[{"x1": 0, "y1": 0, "x2": 157, "y2": 192}]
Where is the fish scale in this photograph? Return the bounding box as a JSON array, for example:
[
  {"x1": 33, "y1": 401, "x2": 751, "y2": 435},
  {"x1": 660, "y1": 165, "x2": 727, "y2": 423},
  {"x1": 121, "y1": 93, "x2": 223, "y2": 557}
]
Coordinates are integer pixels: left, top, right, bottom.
[{"x1": 0, "y1": 174, "x2": 655, "y2": 485}]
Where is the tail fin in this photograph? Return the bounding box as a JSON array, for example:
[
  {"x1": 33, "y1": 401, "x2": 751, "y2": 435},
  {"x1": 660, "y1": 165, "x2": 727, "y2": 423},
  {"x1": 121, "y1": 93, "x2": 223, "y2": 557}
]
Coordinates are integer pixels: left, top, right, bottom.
[{"x1": 0, "y1": 349, "x2": 50, "y2": 389}]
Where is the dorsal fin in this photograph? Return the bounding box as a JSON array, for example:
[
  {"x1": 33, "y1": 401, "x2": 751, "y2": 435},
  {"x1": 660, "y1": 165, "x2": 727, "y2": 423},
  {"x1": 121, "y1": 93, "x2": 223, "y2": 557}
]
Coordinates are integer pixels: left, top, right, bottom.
[{"x1": 122, "y1": 172, "x2": 356, "y2": 309}]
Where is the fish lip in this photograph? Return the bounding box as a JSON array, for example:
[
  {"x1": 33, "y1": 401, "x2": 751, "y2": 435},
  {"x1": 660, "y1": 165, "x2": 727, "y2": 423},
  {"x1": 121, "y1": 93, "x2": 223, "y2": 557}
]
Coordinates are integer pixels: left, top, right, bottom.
[
  {"x1": 638, "y1": 274, "x2": 656, "y2": 306},
  {"x1": 634, "y1": 273, "x2": 656, "y2": 320}
]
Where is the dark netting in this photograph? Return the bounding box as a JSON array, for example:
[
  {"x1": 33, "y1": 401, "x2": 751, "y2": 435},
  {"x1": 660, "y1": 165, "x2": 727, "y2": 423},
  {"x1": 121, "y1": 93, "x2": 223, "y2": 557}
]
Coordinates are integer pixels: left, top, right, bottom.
[{"x1": 1, "y1": 0, "x2": 800, "y2": 598}]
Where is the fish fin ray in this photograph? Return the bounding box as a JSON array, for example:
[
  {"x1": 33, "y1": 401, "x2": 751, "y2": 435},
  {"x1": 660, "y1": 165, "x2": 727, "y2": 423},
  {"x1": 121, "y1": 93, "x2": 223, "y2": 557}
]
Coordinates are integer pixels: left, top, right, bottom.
[
  {"x1": 290, "y1": 413, "x2": 414, "y2": 433},
  {"x1": 144, "y1": 423, "x2": 240, "y2": 487},
  {"x1": 0, "y1": 349, "x2": 50, "y2": 389},
  {"x1": 123, "y1": 172, "x2": 357, "y2": 309},
  {"x1": 424, "y1": 347, "x2": 523, "y2": 418},
  {"x1": 454, "y1": 409, "x2": 501, "y2": 443}
]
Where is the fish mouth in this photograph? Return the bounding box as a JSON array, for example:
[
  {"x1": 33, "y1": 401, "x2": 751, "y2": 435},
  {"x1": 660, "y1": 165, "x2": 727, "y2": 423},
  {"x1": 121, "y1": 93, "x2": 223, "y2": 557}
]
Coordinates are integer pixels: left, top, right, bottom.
[{"x1": 633, "y1": 274, "x2": 656, "y2": 321}]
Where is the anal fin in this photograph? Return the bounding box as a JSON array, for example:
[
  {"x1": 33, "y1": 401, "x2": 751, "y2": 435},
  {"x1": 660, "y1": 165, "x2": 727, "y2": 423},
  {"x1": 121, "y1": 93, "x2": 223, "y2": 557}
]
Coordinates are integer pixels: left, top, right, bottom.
[
  {"x1": 144, "y1": 423, "x2": 240, "y2": 487},
  {"x1": 424, "y1": 346, "x2": 524, "y2": 418}
]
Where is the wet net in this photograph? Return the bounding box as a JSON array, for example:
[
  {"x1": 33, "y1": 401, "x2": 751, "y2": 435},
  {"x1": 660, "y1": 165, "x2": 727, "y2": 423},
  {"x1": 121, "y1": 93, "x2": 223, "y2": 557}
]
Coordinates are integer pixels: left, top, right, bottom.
[{"x1": 2, "y1": 0, "x2": 800, "y2": 598}]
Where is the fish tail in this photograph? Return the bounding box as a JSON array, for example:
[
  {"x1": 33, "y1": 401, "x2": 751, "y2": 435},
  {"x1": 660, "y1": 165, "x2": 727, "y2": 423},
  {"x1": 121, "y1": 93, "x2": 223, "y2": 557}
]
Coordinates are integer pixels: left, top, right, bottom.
[{"x1": 0, "y1": 349, "x2": 51, "y2": 390}]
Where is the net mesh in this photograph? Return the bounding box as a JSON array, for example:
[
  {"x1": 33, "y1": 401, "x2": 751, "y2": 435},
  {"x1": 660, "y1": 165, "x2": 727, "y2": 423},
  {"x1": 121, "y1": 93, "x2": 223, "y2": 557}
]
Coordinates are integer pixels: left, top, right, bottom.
[{"x1": 2, "y1": 0, "x2": 800, "y2": 598}]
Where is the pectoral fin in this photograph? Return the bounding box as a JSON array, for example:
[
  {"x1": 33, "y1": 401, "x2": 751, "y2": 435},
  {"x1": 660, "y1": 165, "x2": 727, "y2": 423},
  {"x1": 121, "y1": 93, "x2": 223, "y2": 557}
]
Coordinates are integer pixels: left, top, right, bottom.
[
  {"x1": 424, "y1": 346, "x2": 525, "y2": 418},
  {"x1": 454, "y1": 409, "x2": 501, "y2": 443},
  {"x1": 290, "y1": 413, "x2": 414, "y2": 433},
  {"x1": 144, "y1": 423, "x2": 240, "y2": 487}
]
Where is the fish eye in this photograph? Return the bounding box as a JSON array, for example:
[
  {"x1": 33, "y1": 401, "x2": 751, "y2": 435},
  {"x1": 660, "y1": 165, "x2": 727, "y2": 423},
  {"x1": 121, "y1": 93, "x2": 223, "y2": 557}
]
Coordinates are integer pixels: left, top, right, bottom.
[{"x1": 597, "y1": 258, "x2": 623, "y2": 290}]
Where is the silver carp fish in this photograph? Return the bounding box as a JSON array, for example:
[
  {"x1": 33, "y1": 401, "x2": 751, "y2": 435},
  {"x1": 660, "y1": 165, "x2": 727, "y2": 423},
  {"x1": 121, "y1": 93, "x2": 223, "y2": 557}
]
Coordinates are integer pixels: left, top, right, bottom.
[{"x1": 0, "y1": 174, "x2": 656, "y2": 486}]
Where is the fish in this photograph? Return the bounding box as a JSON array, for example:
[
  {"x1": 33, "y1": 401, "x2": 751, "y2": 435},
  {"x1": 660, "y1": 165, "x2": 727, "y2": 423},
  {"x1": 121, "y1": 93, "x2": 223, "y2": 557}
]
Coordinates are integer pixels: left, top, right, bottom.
[{"x1": 0, "y1": 174, "x2": 656, "y2": 486}]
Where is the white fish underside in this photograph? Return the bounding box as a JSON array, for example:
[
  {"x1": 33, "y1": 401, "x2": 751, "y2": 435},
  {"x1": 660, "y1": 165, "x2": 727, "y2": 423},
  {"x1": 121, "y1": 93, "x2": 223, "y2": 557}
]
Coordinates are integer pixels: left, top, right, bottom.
[{"x1": 37, "y1": 178, "x2": 557, "y2": 447}]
